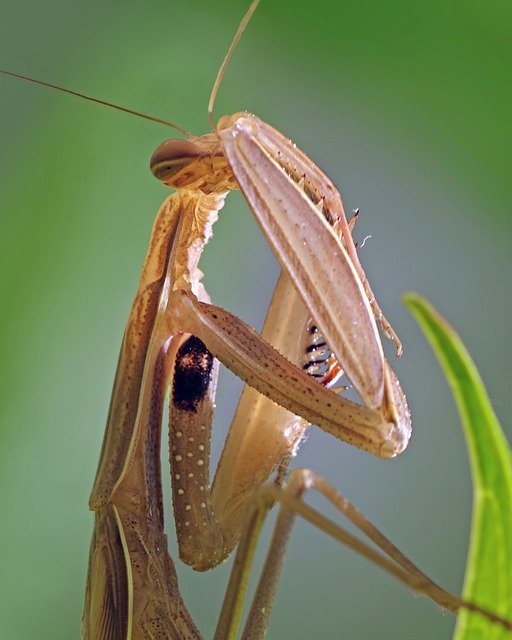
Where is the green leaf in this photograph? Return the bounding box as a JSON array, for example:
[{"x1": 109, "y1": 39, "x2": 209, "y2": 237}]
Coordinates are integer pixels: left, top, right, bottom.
[{"x1": 403, "y1": 293, "x2": 512, "y2": 640}]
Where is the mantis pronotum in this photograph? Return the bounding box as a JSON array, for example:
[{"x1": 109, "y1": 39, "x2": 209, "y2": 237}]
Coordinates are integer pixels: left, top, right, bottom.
[{"x1": 2, "y1": 1, "x2": 510, "y2": 640}]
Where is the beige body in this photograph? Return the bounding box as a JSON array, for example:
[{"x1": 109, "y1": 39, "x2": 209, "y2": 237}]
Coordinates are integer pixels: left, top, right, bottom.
[
  {"x1": 80, "y1": 106, "x2": 511, "y2": 638},
  {"x1": 82, "y1": 110, "x2": 412, "y2": 639}
]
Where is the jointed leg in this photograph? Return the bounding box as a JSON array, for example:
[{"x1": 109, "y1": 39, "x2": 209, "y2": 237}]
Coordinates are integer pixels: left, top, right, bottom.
[{"x1": 216, "y1": 469, "x2": 512, "y2": 640}]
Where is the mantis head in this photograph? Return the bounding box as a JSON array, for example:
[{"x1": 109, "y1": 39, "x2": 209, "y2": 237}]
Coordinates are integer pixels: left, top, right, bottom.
[{"x1": 150, "y1": 134, "x2": 238, "y2": 194}]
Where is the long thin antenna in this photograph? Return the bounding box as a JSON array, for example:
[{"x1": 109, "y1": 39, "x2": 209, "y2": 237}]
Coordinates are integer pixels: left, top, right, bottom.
[
  {"x1": 207, "y1": 0, "x2": 261, "y2": 131},
  {"x1": 0, "y1": 68, "x2": 193, "y2": 139}
]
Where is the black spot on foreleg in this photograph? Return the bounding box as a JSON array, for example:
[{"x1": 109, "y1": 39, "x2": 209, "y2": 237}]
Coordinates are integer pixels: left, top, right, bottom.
[{"x1": 173, "y1": 336, "x2": 214, "y2": 412}]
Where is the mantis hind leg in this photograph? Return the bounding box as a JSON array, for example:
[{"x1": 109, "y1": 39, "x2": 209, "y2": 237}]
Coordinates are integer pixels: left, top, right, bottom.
[{"x1": 214, "y1": 468, "x2": 512, "y2": 640}]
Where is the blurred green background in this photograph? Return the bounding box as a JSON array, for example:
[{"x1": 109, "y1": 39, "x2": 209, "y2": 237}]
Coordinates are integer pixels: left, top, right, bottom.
[{"x1": 0, "y1": 1, "x2": 510, "y2": 638}]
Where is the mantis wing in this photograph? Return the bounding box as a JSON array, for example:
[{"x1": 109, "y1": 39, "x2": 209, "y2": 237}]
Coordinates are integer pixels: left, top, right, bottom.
[{"x1": 217, "y1": 112, "x2": 386, "y2": 411}]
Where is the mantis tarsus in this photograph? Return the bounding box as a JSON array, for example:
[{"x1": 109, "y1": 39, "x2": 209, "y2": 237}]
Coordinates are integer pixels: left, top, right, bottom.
[{"x1": 2, "y1": 1, "x2": 510, "y2": 640}]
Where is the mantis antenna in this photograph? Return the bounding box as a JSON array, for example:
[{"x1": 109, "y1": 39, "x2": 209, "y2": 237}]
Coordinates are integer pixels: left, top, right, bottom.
[
  {"x1": 2, "y1": 0, "x2": 262, "y2": 137},
  {"x1": 0, "y1": 68, "x2": 193, "y2": 138},
  {"x1": 207, "y1": 0, "x2": 261, "y2": 131}
]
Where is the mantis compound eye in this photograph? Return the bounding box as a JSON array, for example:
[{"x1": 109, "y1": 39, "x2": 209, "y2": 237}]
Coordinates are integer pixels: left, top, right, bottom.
[{"x1": 150, "y1": 139, "x2": 202, "y2": 185}]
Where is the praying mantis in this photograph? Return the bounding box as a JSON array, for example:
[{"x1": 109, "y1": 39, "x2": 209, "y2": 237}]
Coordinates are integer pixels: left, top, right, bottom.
[{"x1": 2, "y1": 1, "x2": 510, "y2": 640}]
